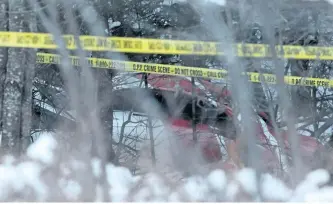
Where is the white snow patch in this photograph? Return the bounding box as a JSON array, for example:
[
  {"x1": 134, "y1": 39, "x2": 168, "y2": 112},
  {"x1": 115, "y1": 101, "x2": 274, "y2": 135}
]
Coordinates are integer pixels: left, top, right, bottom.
[
  {"x1": 182, "y1": 176, "x2": 209, "y2": 201},
  {"x1": 91, "y1": 158, "x2": 102, "y2": 178},
  {"x1": 225, "y1": 181, "x2": 240, "y2": 201},
  {"x1": 326, "y1": 0, "x2": 333, "y2": 5},
  {"x1": 291, "y1": 169, "x2": 330, "y2": 201},
  {"x1": 207, "y1": 169, "x2": 227, "y2": 191},
  {"x1": 16, "y1": 161, "x2": 48, "y2": 200},
  {"x1": 235, "y1": 168, "x2": 257, "y2": 195},
  {"x1": 0, "y1": 164, "x2": 23, "y2": 199},
  {"x1": 106, "y1": 164, "x2": 139, "y2": 201},
  {"x1": 206, "y1": 0, "x2": 226, "y2": 6},
  {"x1": 0, "y1": 131, "x2": 333, "y2": 201},
  {"x1": 305, "y1": 186, "x2": 333, "y2": 201},
  {"x1": 261, "y1": 173, "x2": 292, "y2": 201},
  {"x1": 26, "y1": 132, "x2": 57, "y2": 165},
  {"x1": 59, "y1": 178, "x2": 82, "y2": 201},
  {"x1": 110, "y1": 21, "x2": 121, "y2": 29}
]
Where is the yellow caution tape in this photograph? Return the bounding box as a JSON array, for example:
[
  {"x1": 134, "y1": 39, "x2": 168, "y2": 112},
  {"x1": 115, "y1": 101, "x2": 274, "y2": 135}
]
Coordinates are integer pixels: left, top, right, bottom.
[
  {"x1": 36, "y1": 52, "x2": 333, "y2": 88},
  {"x1": 1, "y1": 31, "x2": 333, "y2": 59}
]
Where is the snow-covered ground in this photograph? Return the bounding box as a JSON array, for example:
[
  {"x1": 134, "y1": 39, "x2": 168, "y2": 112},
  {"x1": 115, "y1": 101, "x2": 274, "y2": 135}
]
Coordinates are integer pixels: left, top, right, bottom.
[{"x1": 1, "y1": 132, "x2": 333, "y2": 202}]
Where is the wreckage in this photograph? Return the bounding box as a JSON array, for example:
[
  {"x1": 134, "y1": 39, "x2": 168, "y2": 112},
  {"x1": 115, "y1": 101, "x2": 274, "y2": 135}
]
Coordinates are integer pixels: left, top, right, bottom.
[
  {"x1": 111, "y1": 73, "x2": 328, "y2": 177},
  {"x1": 33, "y1": 72, "x2": 329, "y2": 178}
]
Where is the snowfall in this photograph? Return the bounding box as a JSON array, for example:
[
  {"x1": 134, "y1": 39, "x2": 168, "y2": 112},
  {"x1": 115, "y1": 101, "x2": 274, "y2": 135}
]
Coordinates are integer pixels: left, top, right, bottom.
[{"x1": 0, "y1": 133, "x2": 330, "y2": 201}]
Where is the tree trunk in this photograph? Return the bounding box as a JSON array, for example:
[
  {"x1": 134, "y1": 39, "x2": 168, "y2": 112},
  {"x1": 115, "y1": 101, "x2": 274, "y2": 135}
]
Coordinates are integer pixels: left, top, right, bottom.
[
  {"x1": 20, "y1": 1, "x2": 37, "y2": 152},
  {"x1": 0, "y1": 1, "x2": 8, "y2": 145},
  {"x1": 1, "y1": 0, "x2": 36, "y2": 155},
  {"x1": 97, "y1": 69, "x2": 117, "y2": 164}
]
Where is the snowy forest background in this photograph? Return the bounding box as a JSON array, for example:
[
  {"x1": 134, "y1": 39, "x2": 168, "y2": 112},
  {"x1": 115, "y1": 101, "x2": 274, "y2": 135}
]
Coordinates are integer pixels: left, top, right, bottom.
[{"x1": 1, "y1": 0, "x2": 333, "y2": 201}]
